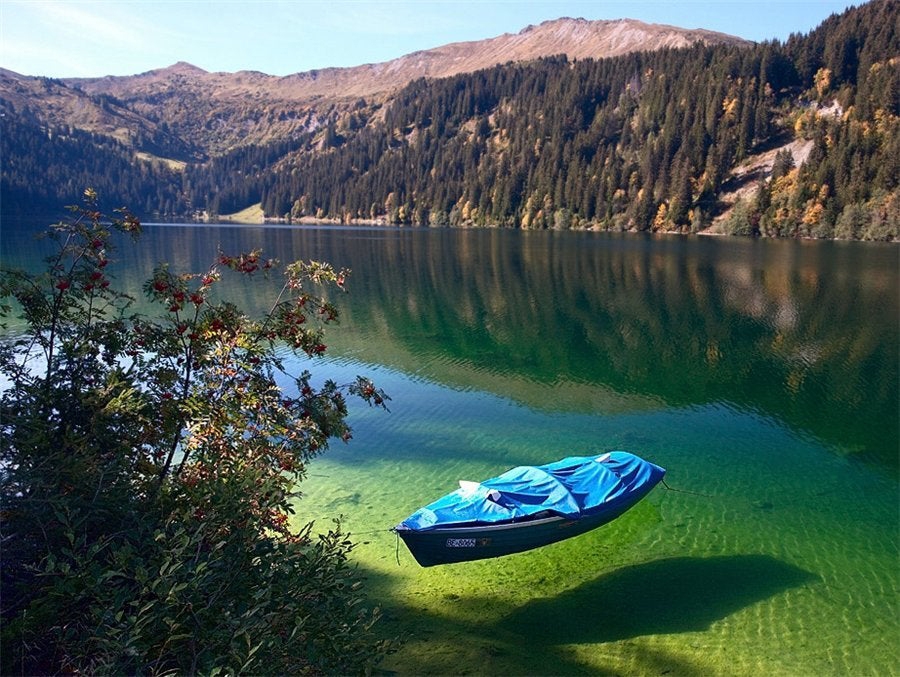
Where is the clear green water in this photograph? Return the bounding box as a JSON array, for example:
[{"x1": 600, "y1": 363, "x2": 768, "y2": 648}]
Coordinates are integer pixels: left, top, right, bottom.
[{"x1": 2, "y1": 224, "x2": 897, "y2": 675}]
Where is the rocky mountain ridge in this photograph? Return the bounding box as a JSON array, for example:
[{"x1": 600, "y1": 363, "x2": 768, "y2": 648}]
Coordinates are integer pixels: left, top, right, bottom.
[
  {"x1": 0, "y1": 17, "x2": 750, "y2": 157},
  {"x1": 65, "y1": 17, "x2": 750, "y2": 101}
]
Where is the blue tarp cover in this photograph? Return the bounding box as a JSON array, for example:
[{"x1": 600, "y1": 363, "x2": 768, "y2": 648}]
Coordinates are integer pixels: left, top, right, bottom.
[{"x1": 400, "y1": 451, "x2": 665, "y2": 531}]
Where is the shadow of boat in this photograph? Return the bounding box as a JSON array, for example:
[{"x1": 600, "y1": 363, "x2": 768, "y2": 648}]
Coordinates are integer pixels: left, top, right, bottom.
[{"x1": 503, "y1": 554, "x2": 817, "y2": 645}]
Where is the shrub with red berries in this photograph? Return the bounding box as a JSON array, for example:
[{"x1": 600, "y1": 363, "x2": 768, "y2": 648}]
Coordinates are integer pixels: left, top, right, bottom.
[{"x1": 0, "y1": 191, "x2": 393, "y2": 675}]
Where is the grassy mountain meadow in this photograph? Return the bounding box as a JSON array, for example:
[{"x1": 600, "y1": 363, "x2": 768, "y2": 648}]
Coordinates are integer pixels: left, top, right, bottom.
[{"x1": 1, "y1": 1, "x2": 897, "y2": 239}]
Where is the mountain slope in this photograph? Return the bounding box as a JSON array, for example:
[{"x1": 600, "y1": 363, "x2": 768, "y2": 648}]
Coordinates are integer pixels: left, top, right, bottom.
[
  {"x1": 0, "y1": 68, "x2": 196, "y2": 159},
  {"x1": 190, "y1": 2, "x2": 900, "y2": 239}
]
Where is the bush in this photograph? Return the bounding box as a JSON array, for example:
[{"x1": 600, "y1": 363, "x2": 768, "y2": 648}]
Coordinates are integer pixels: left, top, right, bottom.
[
  {"x1": 720, "y1": 197, "x2": 759, "y2": 236},
  {"x1": 860, "y1": 190, "x2": 900, "y2": 242},
  {"x1": 1, "y1": 191, "x2": 393, "y2": 674}
]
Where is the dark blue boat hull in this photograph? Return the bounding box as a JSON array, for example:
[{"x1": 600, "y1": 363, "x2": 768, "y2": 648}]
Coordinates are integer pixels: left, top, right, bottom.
[{"x1": 395, "y1": 489, "x2": 650, "y2": 567}]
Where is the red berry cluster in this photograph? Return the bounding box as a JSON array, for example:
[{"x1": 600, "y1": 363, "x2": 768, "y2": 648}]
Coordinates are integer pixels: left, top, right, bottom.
[{"x1": 219, "y1": 251, "x2": 274, "y2": 275}]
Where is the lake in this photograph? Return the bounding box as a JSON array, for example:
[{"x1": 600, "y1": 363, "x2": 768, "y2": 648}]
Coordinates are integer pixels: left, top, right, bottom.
[{"x1": 2, "y1": 222, "x2": 898, "y2": 675}]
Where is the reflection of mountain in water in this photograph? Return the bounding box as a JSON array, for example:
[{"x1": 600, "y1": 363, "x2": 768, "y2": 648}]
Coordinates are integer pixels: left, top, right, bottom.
[
  {"x1": 4, "y1": 224, "x2": 896, "y2": 473},
  {"x1": 305, "y1": 229, "x2": 896, "y2": 473}
]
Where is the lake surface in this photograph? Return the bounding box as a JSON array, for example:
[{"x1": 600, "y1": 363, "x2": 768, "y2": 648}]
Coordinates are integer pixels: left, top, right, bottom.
[{"x1": 2, "y1": 222, "x2": 898, "y2": 675}]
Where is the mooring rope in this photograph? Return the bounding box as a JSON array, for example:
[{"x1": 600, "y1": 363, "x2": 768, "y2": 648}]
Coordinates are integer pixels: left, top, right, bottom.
[
  {"x1": 661, "y1": 478, "x2": 715, "y2": 499},
  {"x1": 342, "y1": 527, "x2": 403, "y2": 564}
]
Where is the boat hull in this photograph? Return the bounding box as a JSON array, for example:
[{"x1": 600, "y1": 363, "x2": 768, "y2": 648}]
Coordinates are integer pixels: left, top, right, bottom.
[{"x1": 395, "y1": 496, "x2": 642, "y2": 567}]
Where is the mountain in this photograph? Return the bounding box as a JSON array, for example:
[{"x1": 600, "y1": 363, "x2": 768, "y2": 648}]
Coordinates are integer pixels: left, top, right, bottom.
[
  {"x1": 1, "y1": 3, "x2": 897, "y2": 239},
  {"x1": 0, "y1": 67, "x2": 196, "y2": 159},
  {"x1": 2, "y1": 18, "x2": 748, "y2": 156},
  {"x1": 66, "y1": 18, "x2": 750, "y2": 102}
]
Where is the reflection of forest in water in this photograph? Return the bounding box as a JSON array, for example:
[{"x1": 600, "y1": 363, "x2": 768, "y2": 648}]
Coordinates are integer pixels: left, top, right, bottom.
[{"x1": 4, "y1": 224, "x2": 897, "y2": 472}]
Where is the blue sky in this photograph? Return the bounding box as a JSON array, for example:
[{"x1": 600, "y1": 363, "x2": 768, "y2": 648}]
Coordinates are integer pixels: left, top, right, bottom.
[{"x1": 1, "y1": 0, "x2": 862, "y2": 78}]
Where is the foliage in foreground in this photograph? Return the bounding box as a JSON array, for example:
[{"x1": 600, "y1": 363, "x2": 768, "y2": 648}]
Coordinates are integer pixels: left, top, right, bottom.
[{"x1": 0, "y1": 191, "x2": 393, "y2": 675}]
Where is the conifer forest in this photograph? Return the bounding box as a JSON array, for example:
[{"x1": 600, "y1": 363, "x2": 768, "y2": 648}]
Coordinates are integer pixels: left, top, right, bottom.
[{"x1": 1, "y1": 1, "x2": 897, "y2": 239}]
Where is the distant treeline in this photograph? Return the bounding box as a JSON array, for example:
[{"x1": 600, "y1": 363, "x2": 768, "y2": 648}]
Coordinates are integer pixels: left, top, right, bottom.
[{"x1": 1, "y1": 1, "x2": 897, "y2": 238}]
